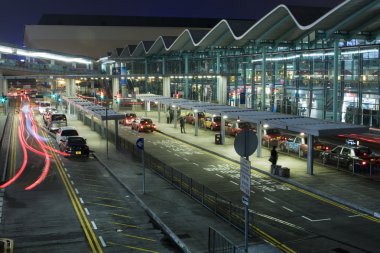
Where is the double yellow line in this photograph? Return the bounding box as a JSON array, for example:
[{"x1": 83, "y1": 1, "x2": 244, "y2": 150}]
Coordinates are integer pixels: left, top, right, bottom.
[
  {"x1": 0, "y1": 238, "x2": 13, "y2": 253},
  {"x1": 44, "y1": 132, "x2": 103, "y2": 252}
]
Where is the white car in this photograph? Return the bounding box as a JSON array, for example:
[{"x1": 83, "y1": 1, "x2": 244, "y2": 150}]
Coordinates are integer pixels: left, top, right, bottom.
[{"x1": 56, "y1": 126, "x2": 79, "y2": 144}]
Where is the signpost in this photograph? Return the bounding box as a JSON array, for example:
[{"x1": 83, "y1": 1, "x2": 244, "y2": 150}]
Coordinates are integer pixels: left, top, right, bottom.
[
  {"x1": 234, "y1": 130, "x2": 258, "y2": 253},
  {"x1": 136, "y1": 138, "x2": 145, "y2": 194}
]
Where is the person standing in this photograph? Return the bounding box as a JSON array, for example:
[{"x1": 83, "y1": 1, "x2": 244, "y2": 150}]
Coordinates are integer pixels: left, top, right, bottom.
[
  {"x1": 179, "y1": 117, "x2": 186, "y2": 133},
  {"x1": 270, "y1": 146, "x2": 278, "y2": 166},
  {"x1": 166, "y1": 110, "x2": 170, "y2": 124}
]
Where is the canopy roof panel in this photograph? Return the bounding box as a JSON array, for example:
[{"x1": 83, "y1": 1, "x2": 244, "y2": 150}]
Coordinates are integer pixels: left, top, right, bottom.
[
  {"x1": 136, "y1": 94, "x2": 369, "y2": 136},
  {"x1": 118, "y1": 0, "x2": 379, "y2": 57}
]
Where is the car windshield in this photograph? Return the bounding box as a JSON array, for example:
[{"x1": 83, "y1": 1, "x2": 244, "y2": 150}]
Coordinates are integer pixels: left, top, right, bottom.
[
  {"x1": 141, "y1": 119, "x2": 152, "y2": 124},
  {"x1": 68, "y1": 137, "x2": 86, "y2": 145},
  {"x1": 126, "y1": 113, "x2": 136, "y2": 118},
  {"x1": 354, "y1": 147, "x2": 372, "y2": 156},
  {"x1": 62, "y1": 130, "x2": 78, "y2": 136},
  {"x1": 213, "y1": 116, "x2": 221, "y2": 122},
  {"x1": 267, "y1": 129, "x2": 280, "y2": 135}
]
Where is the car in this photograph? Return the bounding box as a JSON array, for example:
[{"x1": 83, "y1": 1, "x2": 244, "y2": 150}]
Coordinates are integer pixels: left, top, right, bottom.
[
  {"x1": 202, "y1": 116, "x2": 221, "y2": 131},
  {"x1": 43, "y1": 107, "x2": 58, "y2": 125},
  {"x1": 320, "y1": 144, "x2": 380, "y2": 171},
  {"x1": 262, "y1": 128, "x2": 282, "y2": 147},
  {"x1": 38, "y1": 101, "x2": 51, "y2": 114},
  {"x1": 279, "y1": 134, "x2": 331, "y2": 157},
  {"x1": 59, "y1": 136, "x2": 90, "y2": 158},
  {"x1": 131, "y1": 118, "x2": 157, "y2": 132},
  {"x1": 185, "y1": 112, "x2": 206, "y2": 125},
  {"x1": 47, "y1": 113, "x2": 67, "y2": 133},
  {"x1": 225, "y1": 121, "x2": 255, "y2": 136},
  {"x1": 56, "y1": 126, "x2": 79, "y2": 144},
  {"x1": 119, "y1": 112, "x2": 137, "y2": 126}
]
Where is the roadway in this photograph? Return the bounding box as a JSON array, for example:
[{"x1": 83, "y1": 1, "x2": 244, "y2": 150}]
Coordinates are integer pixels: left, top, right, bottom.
[{"x1": 0, "y1": 100, "x2": 181, "y2": 253}]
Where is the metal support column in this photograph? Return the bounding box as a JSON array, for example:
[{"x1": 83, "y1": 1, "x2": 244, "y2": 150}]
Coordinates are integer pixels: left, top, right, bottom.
[
  {"x1": 261, "y1": 49, "x2": 267, "y2": 111},
  {"x1": 184, "y1": 55, "x2": 189, "y2": 99},
  {"x1": 257, "y1": 123, "x2": 262, "y2": 158},
  {"x1": 115, "y1": 119, "x2": 119, "y2": 149},
  {"x1": 307, "y1": 134, "x2": 314, "y2": 175},
  {"x1": 221, "y1": 115, "x2": 225, "y2": 145},
  {"x1": 194, "y1": 111, "x2": 199, "y2": 136},
  {"x1": 333, "y1": 40, "x2": 339, "y2": 122},
  {"x1": 157, "y1": 102, "x2": 161, "y2": 123}
]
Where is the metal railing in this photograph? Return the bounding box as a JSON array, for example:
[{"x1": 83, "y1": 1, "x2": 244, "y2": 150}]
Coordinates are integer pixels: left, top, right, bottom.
[{"x1": 208, "y1": 227, "x2": 238, "y2": 253}]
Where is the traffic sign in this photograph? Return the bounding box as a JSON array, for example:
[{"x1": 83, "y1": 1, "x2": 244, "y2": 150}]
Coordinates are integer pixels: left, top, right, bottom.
[
  {"x1": 242, "y1": 195, "x2": 249, "y2": 206},
  {"x1": 234, "y1": 130, "x2": 258, "y2": 157},
  {"x1": 240, "y1": 157, "x2": 251, "y2": 196},
  {"x1": 136, "y1": 138, "x2": 144, "y2": 150}
]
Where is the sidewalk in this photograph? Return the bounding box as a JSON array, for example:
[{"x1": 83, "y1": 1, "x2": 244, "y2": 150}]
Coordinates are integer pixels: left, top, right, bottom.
[
  {"x1": 67, "y1": 116, "x2": 281, "y2": 253},
  {"x1": 143, "y1": 110, "x2": 380, "y2": 217}
]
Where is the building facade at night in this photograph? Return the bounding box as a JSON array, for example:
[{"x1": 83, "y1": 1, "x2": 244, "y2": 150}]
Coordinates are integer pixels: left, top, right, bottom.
[{"x1": 102, "y1": 0, "x2": 380, "y2": 128}]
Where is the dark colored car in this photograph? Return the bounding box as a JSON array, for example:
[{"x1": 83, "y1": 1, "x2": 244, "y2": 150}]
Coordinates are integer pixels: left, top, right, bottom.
[
  {"x1": 185, "y1": 112, "x2": 206, "y2": 125},
  {"x1": 225, "y1": 121, "x2": 255, "y2": 136},
  {"x1": 131, "y1": 118, "x2": 157, "y2": 132},
  {"x1": 119, "y1": 112, "x2": 137, "y2": 126},
  {"x1": 60, "y1": 136, "x2": 90, "y2": 158},
  {"x1": 320, "y1": 144, "x2": 380, "y2": 171}
]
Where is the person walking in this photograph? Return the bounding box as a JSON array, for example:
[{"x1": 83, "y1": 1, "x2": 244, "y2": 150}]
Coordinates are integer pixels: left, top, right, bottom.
[
  {"x1": 179, "y1": 117, "x2": 186, "y2": 133},
  {"x1": 269, "y1": 146, "x2": 278, "y2": 166},
  {"x1": 166, "y1": 110, "x2": 170, "y2": 124}
]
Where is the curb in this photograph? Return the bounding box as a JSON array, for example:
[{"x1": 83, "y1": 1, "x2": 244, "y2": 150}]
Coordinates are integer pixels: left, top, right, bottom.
[
  {"x1": 156, "y1": 130, "x2": 379, "y2": 219},
  {"x1": 92, "y1": 153, "x2": 192, "y2": 253}
]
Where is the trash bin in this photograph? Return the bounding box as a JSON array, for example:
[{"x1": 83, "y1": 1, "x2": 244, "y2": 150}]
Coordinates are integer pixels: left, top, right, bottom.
[
  {"x1": 215, "y1": 133, "x2": 222, "y2": 144},
  {"x1": 279, "y1": 167, "x2": 290, "y2": 178}
]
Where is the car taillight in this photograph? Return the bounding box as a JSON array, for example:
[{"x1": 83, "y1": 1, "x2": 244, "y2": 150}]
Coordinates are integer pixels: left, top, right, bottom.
[
  {"x1": 140, "y1": 125, "x2": 144, "y2": 129},
  {"x1": 325, "y1": 146, "x2": 329, "y2": 150},
  {"x1": 362, "y1": 161, "x2": 367, "y2": 166}
]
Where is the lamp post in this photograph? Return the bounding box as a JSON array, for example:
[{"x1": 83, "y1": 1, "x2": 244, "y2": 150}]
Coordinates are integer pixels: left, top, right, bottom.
[{"x1": 105, "y1": 107, "x2": 109, "y2": 159}]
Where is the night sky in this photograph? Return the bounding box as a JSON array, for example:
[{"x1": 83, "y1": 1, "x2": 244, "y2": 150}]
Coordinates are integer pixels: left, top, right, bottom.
[{"x1": 0, "y1": 0, "x2": 343, "y2": 46}]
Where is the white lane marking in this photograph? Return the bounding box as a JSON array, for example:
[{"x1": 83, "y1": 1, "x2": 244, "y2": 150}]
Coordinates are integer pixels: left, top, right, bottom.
[
  {"x1": 61, "y1": 162, "x2": 64, "y2": 166},
  {"x1": 79, "y1": 198, "x2": 84, "y2": 204},
  {"x1": 75, "y1": 188, "x2": 79, "y2": 194},
  {"x1": 67, "y1": 174, "x2": 71, "y2": 178},
  {"x1": 183, "y1": 158, "x2": 189, "y2": 161},
  {"x1": 251, "y1": 190, "x2": 255, "y2": 194},
  {"x1": 230, "y1": 181, "x2": 238, "y2": 185},
  {"x1": 64, "y1": 168, "x2": 67, "y2": 172},
  {"x1": 84, "y1": 208, "x2": 90, "y2": 216},
  {"x1": 193, "y1": 163, "x2": 199, "y2": 166},
  {"x1": 70, "y1": 180, "x2": 75, "y2": 185},
  {"x1": 302, "y1": 216, "x2": 331, "y2": 222},
  {"x1": 174, "y1": 154, "x2": 180, "y2": 157},
  {"x1": 348, "y1": 214, "x2": 362, "y2": 218},
  {"x1": 282, "y1": 206, "x2": 294, "y2": 212},
  {"x1": 91, "y1": 221, "x2": 97, "y2": 230},
  {"x1": 264, "y1": 197, "x2": 275, "y2": 203},
  {"x1": 167, "y1": 150, "x2": 171, "y2": 153},
  {"x1": 216, "y1": 174, "x2": 223, "y2": 178},
  {"x1": 99, "y1": 236, "x2": 107, "y2": 247}
]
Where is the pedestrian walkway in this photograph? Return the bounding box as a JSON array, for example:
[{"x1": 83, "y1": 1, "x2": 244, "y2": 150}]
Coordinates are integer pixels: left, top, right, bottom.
[
  {"x1": 67, "y1": 115, "x2": 280, "y2": 253},
  {"x1": 142, "y1": 110, "x2": 380, "y2": 217}
]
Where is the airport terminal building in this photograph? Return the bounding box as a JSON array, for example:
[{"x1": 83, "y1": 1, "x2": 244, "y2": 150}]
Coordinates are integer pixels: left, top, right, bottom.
[{"x1": 98, "y1": 0, "x2": 380, "y2": 128}]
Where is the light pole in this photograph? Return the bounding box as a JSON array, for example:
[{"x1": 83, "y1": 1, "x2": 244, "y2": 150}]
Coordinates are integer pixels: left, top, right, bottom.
[{"x1": 105, "y1": 107, "x2": 109, "y2": 159}]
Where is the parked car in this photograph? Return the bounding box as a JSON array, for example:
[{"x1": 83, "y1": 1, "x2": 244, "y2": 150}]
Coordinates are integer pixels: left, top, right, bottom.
[
  {"x1": 131, "y1": 118, "x2": 157, "y2": 132},
  {"x1": 185, "y1": 112, "x2": 206, "y2": 125},
  {"x1": 202, "y1": 116, "x2": 221, "y2": 131},
  {"x1": 56, "y1": 126, "x2": 79, "y2": 144},
  {"x1": 43, "y1": 107, "x2": 58, "y2": 125},
  {"x1": 47, "y1": 113, "x2": 67, "y2": 133},
  {"x1": 262, "y1": 128, "x2": 282, "y2": 146},
  {"x1": 320, "y1": 143, "x2": 380, "y2": 171},
  {"x1": 119, "y1": 112, "x2": 137, "y2": 126},
  {"x1": 279, "y1": 134, "x2": 331, "y2": 157},
  {"x1": 59, "y1": 136, "x2": 90, "y2": 158},
  {"x1": 225, "y1": 121, "x2": 255, "y2": 136}
]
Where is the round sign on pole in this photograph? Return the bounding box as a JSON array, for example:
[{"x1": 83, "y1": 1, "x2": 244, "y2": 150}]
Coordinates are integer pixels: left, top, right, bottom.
[
  {"x1": 136, "y1": 138, "x2": 144, "y2": 150},
  {"x1": 234, "y1": 130, "x2": 258, "y2": 157}
]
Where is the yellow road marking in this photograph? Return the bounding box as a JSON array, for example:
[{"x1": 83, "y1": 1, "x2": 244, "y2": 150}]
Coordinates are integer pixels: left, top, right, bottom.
[
  {"x1": 121, "y1": 233, "x2": 157, "y2": 242},
  {"x1": 112, "y1": 222, "x2": 141, "y2": 229},
  {"x1": 112, "y1": 213, "x2": 132, "y2": 219},
  {"x1": 0, "y1": 238, "x2": 13, "y2": 253},
  {"x1": 86, "y1": 202, "x2": 129, "y2": 210},
  {"x1": 107, "y1": 241, "x2": 159, "y2": 253}
]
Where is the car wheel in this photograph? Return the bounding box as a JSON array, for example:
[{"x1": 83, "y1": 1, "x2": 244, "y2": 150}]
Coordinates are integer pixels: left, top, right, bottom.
[{"x1": 348, "y1": 162, "x2": 354, "y2": 171}]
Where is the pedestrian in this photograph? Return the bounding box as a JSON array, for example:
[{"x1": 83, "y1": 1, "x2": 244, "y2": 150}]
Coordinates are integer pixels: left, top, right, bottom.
[
  {"x1": 269, "y1": 146, "x2": 278, "y2": 166},
  {"x1": 179, "y1": 117, "x2": 186, "y2": 133},
  {"x1": 166, "y1": 110, "x2": 170, "y2": 124},
  {"x1": 169, "y1": 110, "x2": 174, "y2": 123}
]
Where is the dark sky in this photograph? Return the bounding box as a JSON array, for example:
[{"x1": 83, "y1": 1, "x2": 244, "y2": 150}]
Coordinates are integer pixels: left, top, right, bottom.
[{"x1": 0, "y1": 0, "x2": 343, "y2": 46}]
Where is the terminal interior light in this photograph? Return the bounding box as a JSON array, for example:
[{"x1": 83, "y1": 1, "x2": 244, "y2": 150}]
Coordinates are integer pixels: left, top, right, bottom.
[{"x1": 263, "y1": 124, "x2": 269, "y2": 128}]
